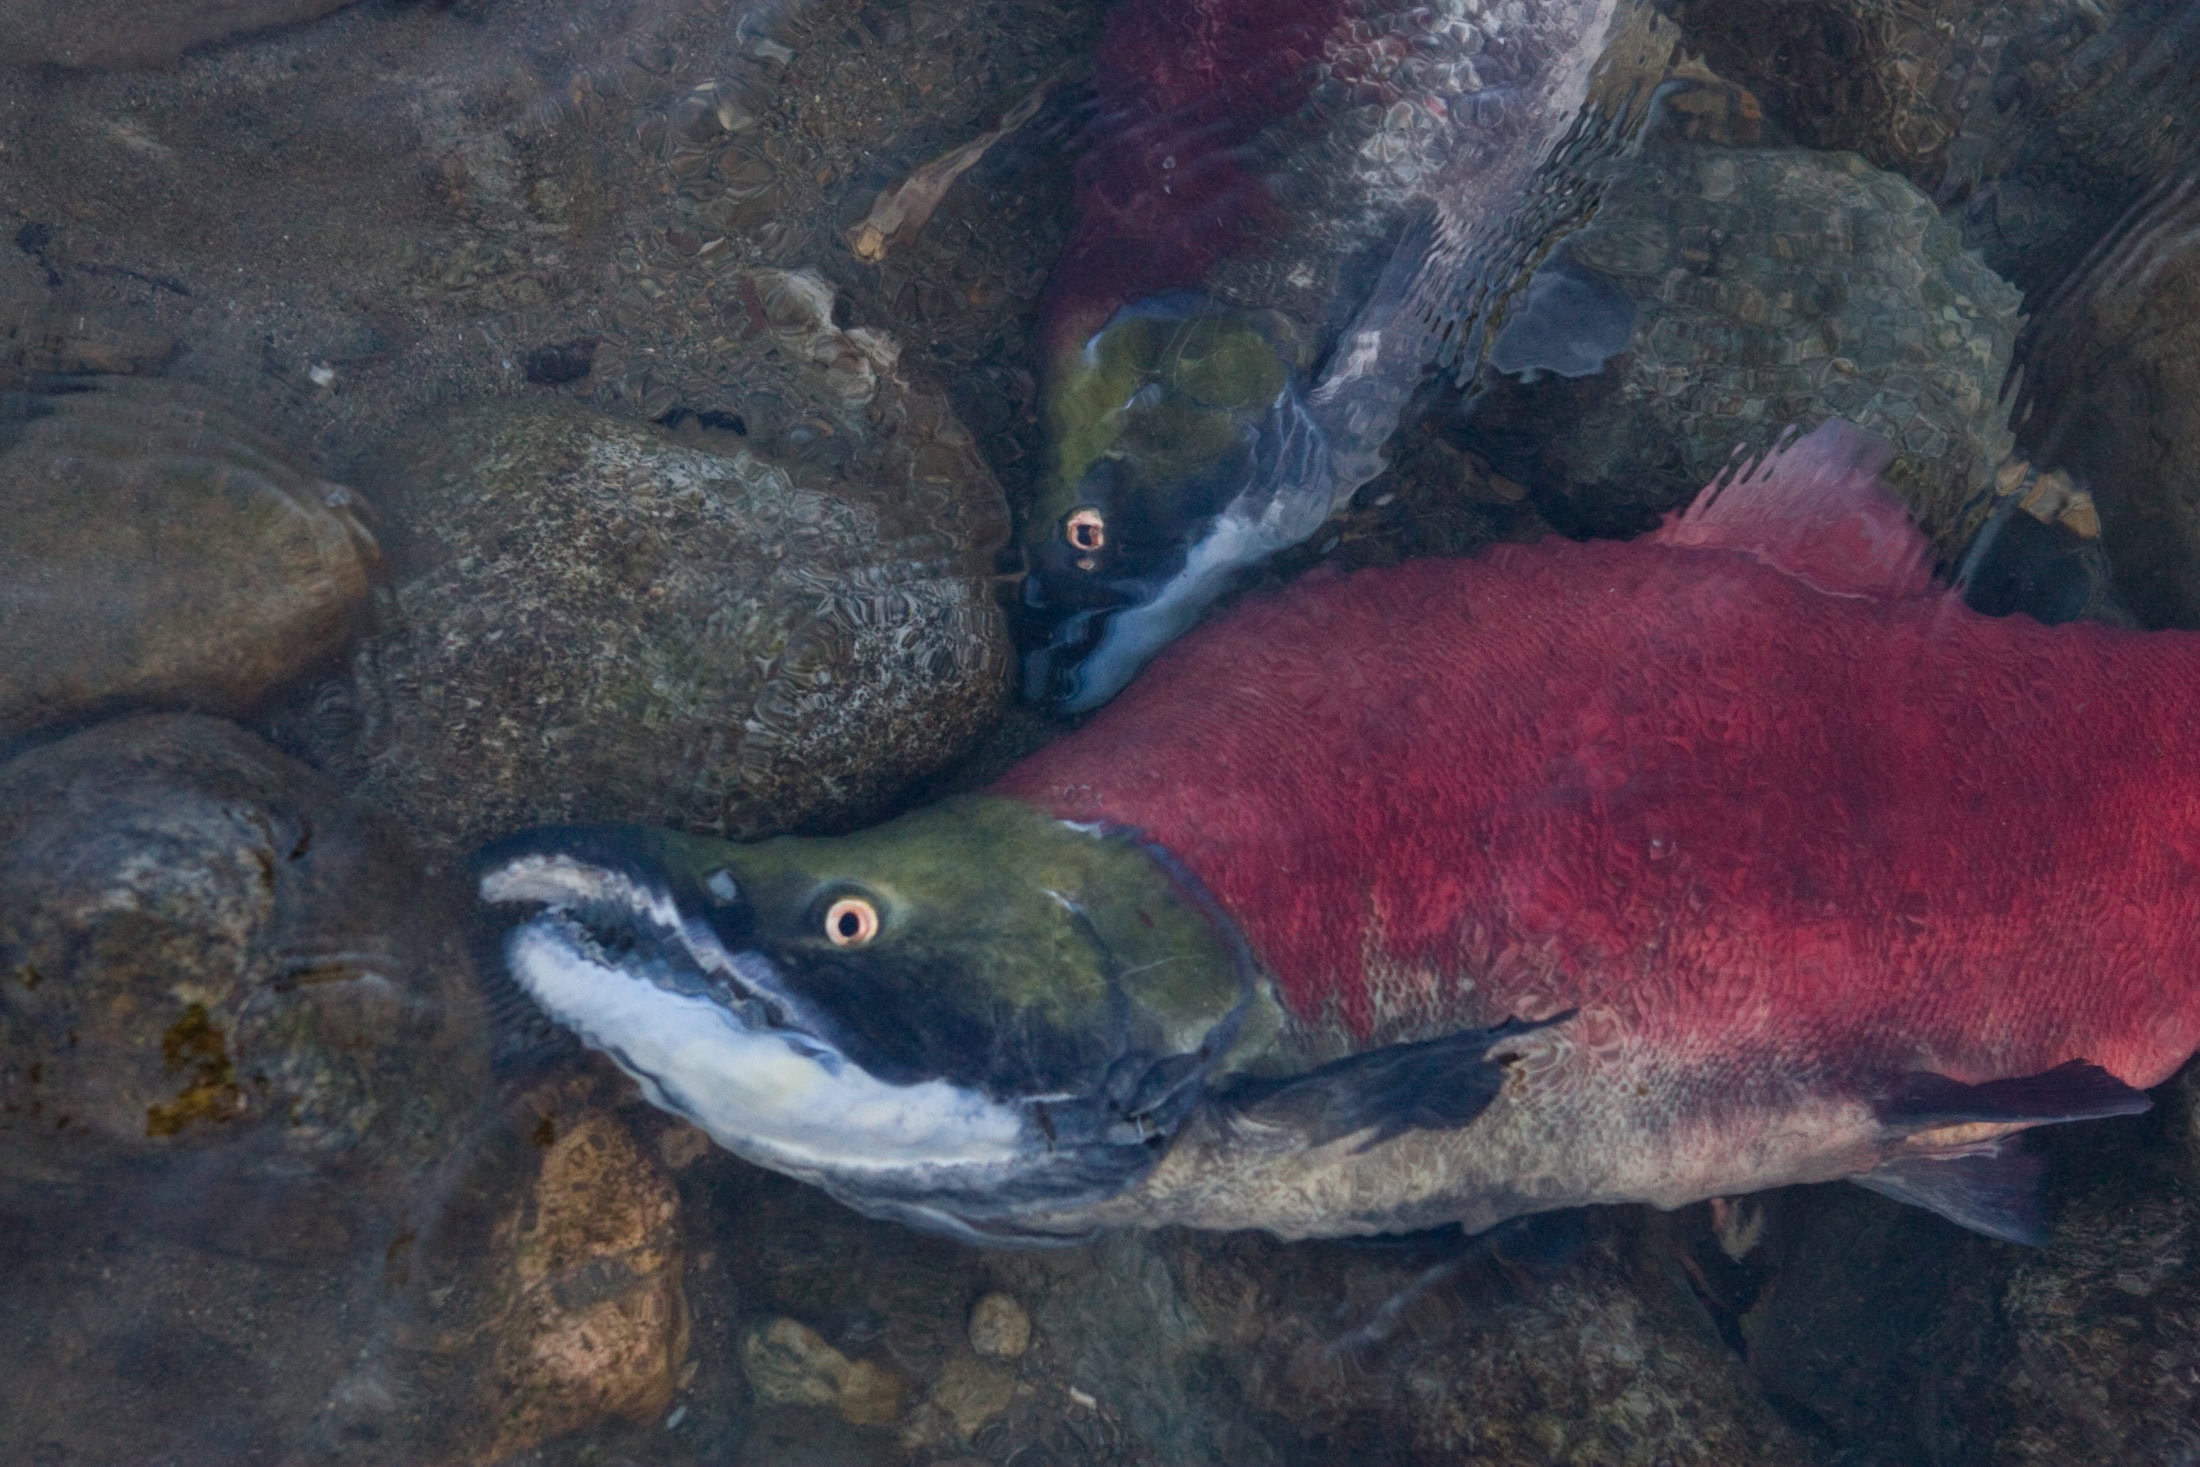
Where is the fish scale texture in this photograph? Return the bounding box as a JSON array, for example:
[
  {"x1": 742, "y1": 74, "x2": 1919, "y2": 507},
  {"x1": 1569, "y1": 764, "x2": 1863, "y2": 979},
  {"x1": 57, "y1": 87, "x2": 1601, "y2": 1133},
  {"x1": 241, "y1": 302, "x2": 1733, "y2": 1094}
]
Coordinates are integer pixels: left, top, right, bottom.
[
  {"x1": 997, "y1": 509, "x2": 2200, "y2": 1093},
  {"x1": 1046, "y1": 0, "x2": 1342, "y2": 346}
]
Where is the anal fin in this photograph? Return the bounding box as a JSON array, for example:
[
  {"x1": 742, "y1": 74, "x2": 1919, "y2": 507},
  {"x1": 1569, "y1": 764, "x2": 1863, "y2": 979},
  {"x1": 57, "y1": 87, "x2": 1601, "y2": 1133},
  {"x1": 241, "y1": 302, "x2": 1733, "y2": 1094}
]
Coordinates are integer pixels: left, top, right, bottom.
[{"x1": 1852, "y1": 1145, "x2": 2051, "y2": 1246}]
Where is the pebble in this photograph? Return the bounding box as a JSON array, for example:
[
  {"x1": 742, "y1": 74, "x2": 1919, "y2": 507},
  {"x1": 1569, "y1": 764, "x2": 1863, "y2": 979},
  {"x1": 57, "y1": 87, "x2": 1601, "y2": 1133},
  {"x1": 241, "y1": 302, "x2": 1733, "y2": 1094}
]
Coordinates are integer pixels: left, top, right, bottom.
[
  {"x1": 739, "y1": 1316, "x2": 908, "y2": 1429},
  {"x1": 967, "y1": 1290, "x2": 1032, "y2": 1359}
]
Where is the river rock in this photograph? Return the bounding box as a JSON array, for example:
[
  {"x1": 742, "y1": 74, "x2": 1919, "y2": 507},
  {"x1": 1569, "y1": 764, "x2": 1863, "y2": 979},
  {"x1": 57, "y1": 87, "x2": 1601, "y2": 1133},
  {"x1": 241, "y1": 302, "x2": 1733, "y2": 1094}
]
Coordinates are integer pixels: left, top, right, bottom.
[
  {"x1": 967, "y1": 1290, "x2": 1031, "y2": 1360},
  {"x1": 1963, "y1": 1179, "x2": 2200, "y2": 1464},
  {"x1": 0, "y1": 382, "x2": 379, "y2": 745},
  {"x1": 989, "y1": 1221, "x2": 1814, "y2": 1467},
  {"x1": 328, "y1": 338, "x2": 1011, "y2": 848},
  {"x1": 0, "y1": 712, "x2": 487, "y2": 1193},
  {"x1": 1669, "y1": 0, "x2": 2200, "y2": 296},
  {"x1": 377, "y1": 1075, "x2": 691, "y2": 1464},
  {"x1": 0, "y1": 712, "x2": 498, "y2": 1467},
  {"x1": 0, "y1": 0, "x2": 357, "y2": 69},
  {"x1": 1455, "y1": 123, "x2": 2022, "y2": 553}
]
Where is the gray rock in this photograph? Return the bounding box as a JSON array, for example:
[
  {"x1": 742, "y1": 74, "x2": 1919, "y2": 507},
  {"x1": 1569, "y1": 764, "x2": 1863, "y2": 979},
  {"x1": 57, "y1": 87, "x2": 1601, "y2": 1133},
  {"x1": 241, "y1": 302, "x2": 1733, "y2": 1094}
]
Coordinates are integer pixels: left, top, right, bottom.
[
  {"x1": 0, "y1": 716, "x2": 714, "y2": 1466},
  {"x1": 0, "y1": 381, "x2": 379, "y2": 744},
  {"x1": 0, "y1": 712, "x2": 488, "y2": 1192},
  {"x1": 327, "y1": 312, "x2": 1010, "y2": 849},
  {"x1": 0, "y1": 0, "x2": 357, "y2": 69},
  {"x1": 988, "y1": 1222, "x2": 1817, "y2": 1467},
  {"x1": 2176, "y1": 1058, "x2": 2200, "y2": 1186},
  {"x1": 1957, "y1": 1177, "x2": 2200, "y2": 1465},
  {"x1": 1670, "y1": 0, "x2": 2200, "y2": 297},
  {"x1": 1458, "y1": 130, "x2": 2022, "y2": 553},
  {"x1": 2009, "y1": 201, "x2": 2200, "y2": 628}
]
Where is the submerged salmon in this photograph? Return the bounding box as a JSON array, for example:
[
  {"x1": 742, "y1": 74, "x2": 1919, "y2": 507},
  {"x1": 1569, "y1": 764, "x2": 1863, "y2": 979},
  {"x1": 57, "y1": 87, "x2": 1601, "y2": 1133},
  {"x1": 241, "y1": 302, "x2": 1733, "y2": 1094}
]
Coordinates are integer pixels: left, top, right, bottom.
[
  {"x1": 479, "y1": 423, "x2": 2186, "y2": 1245},
  {"x1": 1021, "y1": 0, "x2": 1649, "y2": 709}
]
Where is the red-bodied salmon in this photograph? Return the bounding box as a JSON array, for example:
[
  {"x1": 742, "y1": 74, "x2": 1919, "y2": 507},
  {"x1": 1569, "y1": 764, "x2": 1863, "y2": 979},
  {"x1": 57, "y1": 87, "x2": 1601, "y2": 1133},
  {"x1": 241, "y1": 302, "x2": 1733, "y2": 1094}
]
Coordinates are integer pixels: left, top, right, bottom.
[
  {"x1": 1019, "y1": 0, "x2": 1658, "y2": 710},
  {"x1": 478, "y1": 422, "x2": 2180, "y2": 1245}
]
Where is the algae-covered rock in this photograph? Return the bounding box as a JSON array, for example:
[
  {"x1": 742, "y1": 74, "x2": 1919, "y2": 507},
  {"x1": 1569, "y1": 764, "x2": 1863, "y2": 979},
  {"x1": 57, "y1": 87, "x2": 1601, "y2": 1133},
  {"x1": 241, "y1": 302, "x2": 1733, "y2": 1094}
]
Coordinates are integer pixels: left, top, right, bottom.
[
  {"x1": 0, "y1": 381, "x2": 379, "y2": 743},
  {"x1": 0, "y1": 713, "x2": 487, "y2": 1190},
  {"x1": 967, "y1": 1290, "x2": 1031, "y2": 1360},
  {"x1": 1456, "y1": 129, "x2": 2022, "y2": 554},
  {"x1": 739, "y1": 1315, "x2": 906, "y2": 1428},
  {"x1": 0, "y1": 712, "x2": 501, "y2": 1467},
  {"x1": 1955, "y1": 1181, "x2": 2200, "y2": 1464},
  {"x1": 988, "y1": 1222, "x2": 1815, "y2": 1467},
  {"x1": 328, "y1": 330, "x2": 1011, "y2": 848},
  {"x1": 1669, "y1": 0, "x2": 2200, "y2": 294}
]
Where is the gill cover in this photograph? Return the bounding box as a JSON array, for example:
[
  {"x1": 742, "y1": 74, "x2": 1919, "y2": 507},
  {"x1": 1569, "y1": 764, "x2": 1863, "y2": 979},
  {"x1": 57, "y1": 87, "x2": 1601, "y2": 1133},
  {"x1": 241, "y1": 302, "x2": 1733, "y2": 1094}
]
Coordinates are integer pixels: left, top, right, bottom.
[{"x1": 476, "y1": 796, "x2": 1262, "y2": 1241}]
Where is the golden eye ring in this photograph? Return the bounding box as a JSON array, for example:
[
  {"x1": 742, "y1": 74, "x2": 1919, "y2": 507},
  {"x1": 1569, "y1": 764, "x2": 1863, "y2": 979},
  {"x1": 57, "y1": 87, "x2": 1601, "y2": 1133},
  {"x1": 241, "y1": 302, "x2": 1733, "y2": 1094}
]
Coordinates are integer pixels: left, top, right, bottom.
[
  {"x1": 824, "y1": 895, "x2": 880, "y2": 947},
  {"x1": 1065, "y1": 507, "x2": 1106, "y2": 554}
]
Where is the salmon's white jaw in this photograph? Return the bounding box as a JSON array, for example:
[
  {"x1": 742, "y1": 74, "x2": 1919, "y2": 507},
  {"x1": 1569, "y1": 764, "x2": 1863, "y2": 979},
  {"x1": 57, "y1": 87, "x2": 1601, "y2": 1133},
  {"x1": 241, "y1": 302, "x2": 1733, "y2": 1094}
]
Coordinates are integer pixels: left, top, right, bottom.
[{"x1": 497, "y1": 889, "x2": 1031, "y2": 1176}]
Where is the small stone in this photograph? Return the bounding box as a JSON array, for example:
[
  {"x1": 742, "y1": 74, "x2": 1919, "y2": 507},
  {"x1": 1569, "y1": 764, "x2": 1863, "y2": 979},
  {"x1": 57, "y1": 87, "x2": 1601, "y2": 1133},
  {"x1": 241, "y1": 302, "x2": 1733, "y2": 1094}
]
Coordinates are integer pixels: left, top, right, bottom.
[
  {"x1": 923, "y1": 1353, "x2": 1017, "y2": 1442},
  {"x1": 479, "y1": 1102, "x2": 689, "y2": 1460},
  {"x1": 836, "y1": 1358, "x2": 906, "y2": 1428},
  {"x1": 656, "y1": 1122, "x2": 714, "y2": 1170},
  {"x1": 740, "y1": 1318, "x2": 849, "y2": 1409},
  {"x1": 738, "y1": 1316, "x2": 905, "y2": 1429},
  {"x1": 967, "y1": 1291, "x2": 1031, "y2": 1359}
]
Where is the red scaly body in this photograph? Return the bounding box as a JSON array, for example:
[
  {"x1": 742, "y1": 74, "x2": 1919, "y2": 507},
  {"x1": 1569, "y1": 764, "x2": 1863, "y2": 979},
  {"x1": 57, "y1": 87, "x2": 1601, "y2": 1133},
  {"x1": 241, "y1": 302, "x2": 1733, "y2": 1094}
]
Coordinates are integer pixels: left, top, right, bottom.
[
  {"x1": 996, "y1": 435, "x2": 2200, "y2": 1099},
  {"x1": 1043, "y1": 0, "x2": 1345, "y2": 354}
]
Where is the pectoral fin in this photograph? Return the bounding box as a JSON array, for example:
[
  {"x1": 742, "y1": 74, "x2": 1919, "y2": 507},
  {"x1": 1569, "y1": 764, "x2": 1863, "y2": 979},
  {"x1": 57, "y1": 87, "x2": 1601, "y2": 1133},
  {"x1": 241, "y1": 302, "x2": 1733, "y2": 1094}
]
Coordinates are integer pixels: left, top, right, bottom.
[
  {"x1": 1221, "y1": 1013, "x2": 1572, "y2": 1152},
  {"x1": 1857, "y1": 1060, "x2": 2152, "y2": 1243}
]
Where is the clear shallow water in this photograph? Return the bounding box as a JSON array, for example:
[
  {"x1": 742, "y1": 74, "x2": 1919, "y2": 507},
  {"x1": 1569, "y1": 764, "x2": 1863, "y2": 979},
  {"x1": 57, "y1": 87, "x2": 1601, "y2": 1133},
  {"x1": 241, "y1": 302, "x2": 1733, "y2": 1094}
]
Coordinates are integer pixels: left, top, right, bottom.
[{"x1": 3, "y1": 1, "x2": 2199, "y2": 1464}]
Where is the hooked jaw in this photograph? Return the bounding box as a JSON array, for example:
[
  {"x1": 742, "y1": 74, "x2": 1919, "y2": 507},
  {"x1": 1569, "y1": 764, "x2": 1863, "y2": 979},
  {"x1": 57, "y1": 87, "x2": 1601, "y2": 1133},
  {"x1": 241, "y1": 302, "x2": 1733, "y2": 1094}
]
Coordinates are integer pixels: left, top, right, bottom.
[
  {"x1": 485, "y1": 853, "x2": 1028, "y2": 1179},
  {"x1": 475, "y1": 821, "x2": 1253, "y2": 1243}
]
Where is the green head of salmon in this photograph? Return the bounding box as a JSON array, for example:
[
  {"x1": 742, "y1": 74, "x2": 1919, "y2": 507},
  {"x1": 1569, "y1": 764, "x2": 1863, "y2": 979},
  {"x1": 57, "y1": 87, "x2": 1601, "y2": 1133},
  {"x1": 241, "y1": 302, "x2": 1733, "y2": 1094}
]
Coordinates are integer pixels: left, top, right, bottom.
[
  {"x1": 475, "y1": 796, "x2": 1268, "y2": 1242},
  {"x1": 1019, "y1": 297, "x2": 1332, "y2": 712},
  {"x1": 1017, "y1": 0, "x2": 1648, "y2": 710}
]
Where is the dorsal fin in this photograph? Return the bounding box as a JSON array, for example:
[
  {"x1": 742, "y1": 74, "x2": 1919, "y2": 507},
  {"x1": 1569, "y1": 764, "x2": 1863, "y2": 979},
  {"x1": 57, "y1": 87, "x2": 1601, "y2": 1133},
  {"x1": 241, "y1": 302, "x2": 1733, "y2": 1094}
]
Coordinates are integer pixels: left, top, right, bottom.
[{"x1": 1651, "y1": 419, "x2": 1936, "y2": 599}]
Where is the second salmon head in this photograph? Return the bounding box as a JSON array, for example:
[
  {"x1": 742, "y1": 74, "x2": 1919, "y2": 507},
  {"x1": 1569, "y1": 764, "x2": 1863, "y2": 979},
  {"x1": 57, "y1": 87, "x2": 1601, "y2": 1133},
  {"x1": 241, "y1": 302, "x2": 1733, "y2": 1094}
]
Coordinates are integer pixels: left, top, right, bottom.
[{"x1": 1019, "y1": 296, "x2": 1332, "y2": 712}]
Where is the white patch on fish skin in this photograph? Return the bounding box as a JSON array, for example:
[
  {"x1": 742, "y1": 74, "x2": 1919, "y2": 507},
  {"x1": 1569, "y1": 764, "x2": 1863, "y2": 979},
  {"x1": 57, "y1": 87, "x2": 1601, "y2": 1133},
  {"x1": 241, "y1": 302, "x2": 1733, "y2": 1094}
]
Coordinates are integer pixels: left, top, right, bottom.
[{"x1": 502, "y1": 915, "x2": 1029, "y2": 1175}]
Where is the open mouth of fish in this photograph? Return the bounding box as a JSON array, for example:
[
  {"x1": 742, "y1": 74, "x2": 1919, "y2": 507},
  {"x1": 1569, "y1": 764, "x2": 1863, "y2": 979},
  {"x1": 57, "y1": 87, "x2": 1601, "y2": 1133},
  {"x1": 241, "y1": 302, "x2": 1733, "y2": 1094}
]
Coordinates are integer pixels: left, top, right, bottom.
[{"x1": 475, "y1": 830, "x2": 1218, "y2": 1243}]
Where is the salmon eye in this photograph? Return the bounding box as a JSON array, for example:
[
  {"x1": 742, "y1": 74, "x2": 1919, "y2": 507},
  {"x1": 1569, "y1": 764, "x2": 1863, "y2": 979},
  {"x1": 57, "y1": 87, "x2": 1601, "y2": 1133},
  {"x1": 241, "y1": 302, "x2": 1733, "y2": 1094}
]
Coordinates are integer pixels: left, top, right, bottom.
[
  {"x1": 824, "y1": 896, "x2": 879, "y2": 947},
  {"x1": 1065, "y1": 507, "x2": 1106, "y2": 555}
]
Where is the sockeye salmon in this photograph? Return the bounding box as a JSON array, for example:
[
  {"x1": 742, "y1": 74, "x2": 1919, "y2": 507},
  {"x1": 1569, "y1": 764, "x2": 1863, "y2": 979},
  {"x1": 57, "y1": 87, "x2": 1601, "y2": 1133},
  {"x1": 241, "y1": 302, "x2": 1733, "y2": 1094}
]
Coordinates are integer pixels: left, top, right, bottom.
[
  {"x1": 479, "y1": 422, "x2": 2186, "y2": 1245},
  {"x1": 1021, "y1": 0, "x2": 1660, "y2": 710}
]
